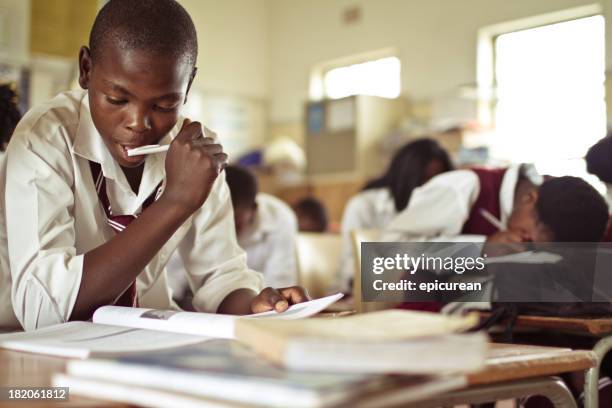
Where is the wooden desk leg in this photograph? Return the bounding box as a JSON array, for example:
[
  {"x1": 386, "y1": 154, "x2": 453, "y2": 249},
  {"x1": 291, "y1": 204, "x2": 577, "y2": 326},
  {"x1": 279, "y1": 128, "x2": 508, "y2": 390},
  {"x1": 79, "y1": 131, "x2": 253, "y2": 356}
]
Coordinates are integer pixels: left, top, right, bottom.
[
  {"x1": 401, "y1": 377, "x2": 577, "y2": 408},
  {"x1": 584, "y1": 335, "x2": 612, "y2": 408}
]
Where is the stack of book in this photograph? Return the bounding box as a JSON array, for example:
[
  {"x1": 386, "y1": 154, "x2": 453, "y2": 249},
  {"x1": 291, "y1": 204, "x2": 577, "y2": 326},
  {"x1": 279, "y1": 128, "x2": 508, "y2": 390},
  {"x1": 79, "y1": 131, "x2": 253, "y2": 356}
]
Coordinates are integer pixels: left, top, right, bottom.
[{"x1": 0, "y1": 294, "x2": 488, "y2": 407}]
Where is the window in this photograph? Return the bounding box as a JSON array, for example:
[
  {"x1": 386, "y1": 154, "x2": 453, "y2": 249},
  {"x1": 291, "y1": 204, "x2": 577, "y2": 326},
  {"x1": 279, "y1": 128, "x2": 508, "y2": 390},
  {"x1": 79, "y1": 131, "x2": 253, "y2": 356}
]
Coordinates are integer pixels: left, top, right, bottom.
[
  {"x1": 490, "y1": 15, "x2": 606, "y2": 182},
  {"x1": 322, "y1": 56, "x2": 401, "y2": 99}
]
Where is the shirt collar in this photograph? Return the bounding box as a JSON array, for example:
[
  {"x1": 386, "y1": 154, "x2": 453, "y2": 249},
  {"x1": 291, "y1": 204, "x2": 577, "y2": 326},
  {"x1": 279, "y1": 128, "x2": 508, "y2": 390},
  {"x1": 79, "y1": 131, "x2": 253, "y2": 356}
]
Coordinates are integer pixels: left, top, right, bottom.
[
  {"x1": 72, "y1": 93, "x2": 120, "y2": 181},
  {"x1": 499, "y1": 163, "x2": 542, "y2": 227}
]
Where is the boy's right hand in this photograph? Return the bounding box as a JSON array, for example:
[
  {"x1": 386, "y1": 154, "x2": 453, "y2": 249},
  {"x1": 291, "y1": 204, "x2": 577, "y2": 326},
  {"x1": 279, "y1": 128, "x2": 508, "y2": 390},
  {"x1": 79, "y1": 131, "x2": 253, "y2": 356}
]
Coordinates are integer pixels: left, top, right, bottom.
[{"x1": 162, "y1": 119, "x2": 228, "y2": 213}]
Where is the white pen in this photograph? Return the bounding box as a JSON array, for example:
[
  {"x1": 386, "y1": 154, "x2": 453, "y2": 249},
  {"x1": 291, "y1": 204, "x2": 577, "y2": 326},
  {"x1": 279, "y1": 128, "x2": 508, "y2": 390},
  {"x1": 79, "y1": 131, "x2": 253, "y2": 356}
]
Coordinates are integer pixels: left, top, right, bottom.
[
  {"x1": 127, "y1": 144, "x2": 170, "y2": 156},
  {"x1": 479, "y1": 208, "x2": 505, "y2": 231}
]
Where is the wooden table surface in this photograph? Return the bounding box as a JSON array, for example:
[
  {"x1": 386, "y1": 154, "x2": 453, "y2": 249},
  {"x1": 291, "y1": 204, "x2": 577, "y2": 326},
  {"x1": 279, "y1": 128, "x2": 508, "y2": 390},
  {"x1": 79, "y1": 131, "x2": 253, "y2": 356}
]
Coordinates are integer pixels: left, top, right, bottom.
[
  {"x1": 468, "y1": 343, "x2": 596, "y2": 385},
  {"x1": 0, "y1": 342, "x2": 596, "y2": 407},
  {"x1": 0, "y1": 348, "x2": 126, "y2": 407},
  {"x1": 478, "y1": 312, "x2": 612, "y2": 336}
]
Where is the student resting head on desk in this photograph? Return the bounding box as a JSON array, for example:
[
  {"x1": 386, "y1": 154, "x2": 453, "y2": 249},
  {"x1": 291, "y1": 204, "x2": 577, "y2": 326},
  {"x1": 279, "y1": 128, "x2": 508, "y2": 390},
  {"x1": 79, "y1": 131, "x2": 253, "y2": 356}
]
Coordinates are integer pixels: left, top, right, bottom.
[
  {"x1": 0, "y1": 0, "x2": 308, "y2": 332},
  {"x1": 385, "y1": 165, "x2": 609, "y2": 312},
  {"x1": 385, "y1": 164, "x2": 608, "y2": 243},
  {"x1": 224, "y1": 165, "x2": 299, "y2": 289}
]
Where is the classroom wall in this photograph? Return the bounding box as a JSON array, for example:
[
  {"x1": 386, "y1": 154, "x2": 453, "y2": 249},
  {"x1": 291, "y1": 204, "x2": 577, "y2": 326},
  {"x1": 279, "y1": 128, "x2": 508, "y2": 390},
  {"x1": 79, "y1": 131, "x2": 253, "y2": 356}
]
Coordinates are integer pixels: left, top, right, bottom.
[
  {"x1": 178, "y1": 0, "x2": 271, "y2": 160},
  {"x1": 178, "y1": 0, "x2": 270, "y2": 100},
  {"x1": 268, "y1": 0, "x2": 612, "y2": 124},
  {"x1": 0, "y1": 0, "x2": 30, "y2": 64},
  {"x1": 0, "y1": 0, "x2": 271, "y2": 104}
]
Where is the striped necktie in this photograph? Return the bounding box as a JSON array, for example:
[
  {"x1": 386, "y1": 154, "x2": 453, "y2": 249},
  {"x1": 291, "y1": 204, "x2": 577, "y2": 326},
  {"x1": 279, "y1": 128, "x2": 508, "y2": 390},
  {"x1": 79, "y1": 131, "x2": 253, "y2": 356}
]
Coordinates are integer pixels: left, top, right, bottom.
[{"x1": 90, "y1": 162, "x2": 162, "y2": 307}]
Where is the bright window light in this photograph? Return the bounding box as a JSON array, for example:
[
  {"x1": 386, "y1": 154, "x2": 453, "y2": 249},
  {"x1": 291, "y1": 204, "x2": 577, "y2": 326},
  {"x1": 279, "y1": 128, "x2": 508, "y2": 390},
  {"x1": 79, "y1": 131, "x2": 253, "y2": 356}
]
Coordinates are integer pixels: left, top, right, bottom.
[
  {"x1": 323, "y1": 56, "x2": 401, "y2": 99},
  {"x1": 491, "y1": 15, "x2": 606, "y2": 184}
]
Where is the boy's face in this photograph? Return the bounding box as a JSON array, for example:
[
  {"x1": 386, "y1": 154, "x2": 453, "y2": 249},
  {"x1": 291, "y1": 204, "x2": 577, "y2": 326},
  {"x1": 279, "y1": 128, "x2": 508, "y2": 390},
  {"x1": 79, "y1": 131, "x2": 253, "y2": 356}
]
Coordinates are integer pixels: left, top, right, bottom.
[{"x1": 78, "y1": 43, "x2": 195, "y2": 168}]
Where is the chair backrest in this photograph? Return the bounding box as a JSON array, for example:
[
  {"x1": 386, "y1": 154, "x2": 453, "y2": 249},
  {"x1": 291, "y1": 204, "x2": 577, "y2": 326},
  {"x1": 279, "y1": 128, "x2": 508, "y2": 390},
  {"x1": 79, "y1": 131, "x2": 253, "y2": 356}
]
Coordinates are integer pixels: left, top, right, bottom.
[
  {"x1": 295, "y1": 232, "x2": 342, "y2": 299},
  {"x1": 351, "y1": 229, "x2": 400, "y2": 313}
]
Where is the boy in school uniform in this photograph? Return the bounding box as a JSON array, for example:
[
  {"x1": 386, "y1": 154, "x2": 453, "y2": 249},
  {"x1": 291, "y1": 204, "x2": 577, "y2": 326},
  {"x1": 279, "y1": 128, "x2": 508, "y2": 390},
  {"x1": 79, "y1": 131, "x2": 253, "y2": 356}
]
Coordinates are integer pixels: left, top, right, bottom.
[
  {"x1": 0, "y1": 0, "x2": 307, "y2": 331},
  {"x1": 225, "y1": 165, "x2": 299, "y2": 288}
]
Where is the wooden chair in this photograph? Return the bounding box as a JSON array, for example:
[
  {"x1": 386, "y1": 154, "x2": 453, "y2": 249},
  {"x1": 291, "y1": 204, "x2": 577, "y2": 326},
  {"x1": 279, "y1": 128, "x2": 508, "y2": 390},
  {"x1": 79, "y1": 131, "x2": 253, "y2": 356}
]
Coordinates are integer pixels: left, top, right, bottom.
[
  {"x1": 295, "y1": 232, "x2": 342, "y2": 299},
  {"x1": 351, "y1": 229, "x2": 401, "y2": 313}
]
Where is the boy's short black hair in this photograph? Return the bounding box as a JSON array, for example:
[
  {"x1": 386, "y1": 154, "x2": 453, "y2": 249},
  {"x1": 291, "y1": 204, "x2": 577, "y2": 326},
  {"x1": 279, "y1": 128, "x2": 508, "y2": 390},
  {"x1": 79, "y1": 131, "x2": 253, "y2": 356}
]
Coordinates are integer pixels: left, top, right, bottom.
[
  {"x1": 294, "y1": 197, "x2": 329, "y2": 232},
  {"x1": 89, "y1": 0, "x2": 197, "y2": 66},
  {"x1": 225, "y1": 165, "x2": 258, "y2": 208},
  {"x1": 536, "y1": 176, "x2": 609, "y2": 242}
]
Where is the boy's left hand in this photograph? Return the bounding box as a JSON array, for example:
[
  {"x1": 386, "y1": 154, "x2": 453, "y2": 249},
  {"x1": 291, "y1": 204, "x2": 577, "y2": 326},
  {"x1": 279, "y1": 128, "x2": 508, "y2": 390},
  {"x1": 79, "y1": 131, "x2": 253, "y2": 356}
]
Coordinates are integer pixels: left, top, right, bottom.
[{"x1": 250, "y1": 287, "x2": 310, "y2": 313}]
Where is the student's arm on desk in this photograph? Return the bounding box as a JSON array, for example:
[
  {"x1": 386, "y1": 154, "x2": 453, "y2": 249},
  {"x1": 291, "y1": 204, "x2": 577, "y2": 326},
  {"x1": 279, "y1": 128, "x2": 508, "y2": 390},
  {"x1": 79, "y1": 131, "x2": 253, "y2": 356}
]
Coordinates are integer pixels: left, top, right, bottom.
[
  {"x1": 175, "y1": 172, "x2": 306, "y2": 315},
  {"x1": 384, "y1": 170, "x2": 480, "y2": 239}
]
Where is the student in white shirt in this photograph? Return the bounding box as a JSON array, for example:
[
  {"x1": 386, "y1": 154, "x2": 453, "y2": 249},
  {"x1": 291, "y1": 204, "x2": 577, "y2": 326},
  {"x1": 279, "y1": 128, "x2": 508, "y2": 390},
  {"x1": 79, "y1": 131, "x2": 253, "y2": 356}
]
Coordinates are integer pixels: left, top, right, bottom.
[
  {"x1": 225, "y1": 165, "x2": 299, "y2": 288},
  {"x1": 0, "y1": 0, "x2": 307, "y2": 331},
  {"x1": 338, "y1": 138, "x2": 453, "y2": 292}
]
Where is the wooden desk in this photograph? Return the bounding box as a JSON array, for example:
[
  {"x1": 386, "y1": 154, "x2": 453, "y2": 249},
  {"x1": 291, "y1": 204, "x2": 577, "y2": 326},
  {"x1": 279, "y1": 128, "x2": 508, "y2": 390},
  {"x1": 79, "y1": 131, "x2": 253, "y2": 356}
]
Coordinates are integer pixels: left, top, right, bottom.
[
  {"x1": 0, "y1": 343, "x2": 595, "y2": 408},
  {"x1": 482, "y1": 313, "x2": 612, "y2": 336},
  {"x1": 480, "y1": 312, "x2": 612, "y2": 408},
  {"x1": 0, "y1": 349, "x2": 125, "y2": 408},
  {"x1": 469, "y1": 343, "x2": 596, "y2": 385}
]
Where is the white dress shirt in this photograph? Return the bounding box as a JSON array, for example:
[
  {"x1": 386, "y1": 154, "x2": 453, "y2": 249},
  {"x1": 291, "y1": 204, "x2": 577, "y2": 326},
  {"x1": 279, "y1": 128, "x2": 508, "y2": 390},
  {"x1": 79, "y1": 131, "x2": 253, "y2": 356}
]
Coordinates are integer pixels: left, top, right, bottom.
[
  {"x1": 338, "y1": 188, "x2": 397, "y2": 292},
  {"x1": 238, "y1": 193, "x2": 298, "y2": 288},
  {"x1": 0, "y1": 90, "x2": 263, "y2": 331},
  {"x1": 384, "y1": 164, "x2": 541, "y2": 241}
]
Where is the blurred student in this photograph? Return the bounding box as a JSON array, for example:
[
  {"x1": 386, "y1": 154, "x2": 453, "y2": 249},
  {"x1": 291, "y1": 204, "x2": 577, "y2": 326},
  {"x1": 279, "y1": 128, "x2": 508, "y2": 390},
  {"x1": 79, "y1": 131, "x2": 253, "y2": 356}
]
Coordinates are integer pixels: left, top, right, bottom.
[
  {"x1": 586, "y1": 133, "x2": 612, "y2": 242},
  {"x1": 338, "y1": 138, "x2": 453, "y2": 292},
  {"x1": 225, "y1": 165, "x2": 299, "y2": 288},
  {"x1": 294, "y1": 197, "x2": 329, "y2": 233},
  {"x1": 0, "y1": 83, "x2": 21, "y2": 153},
  {"x1": 586, "y1": 132, "x2": 612, "y2": 205},
  {"x1": 0, "y1": 0, "x2": 307, "y2": 331}
]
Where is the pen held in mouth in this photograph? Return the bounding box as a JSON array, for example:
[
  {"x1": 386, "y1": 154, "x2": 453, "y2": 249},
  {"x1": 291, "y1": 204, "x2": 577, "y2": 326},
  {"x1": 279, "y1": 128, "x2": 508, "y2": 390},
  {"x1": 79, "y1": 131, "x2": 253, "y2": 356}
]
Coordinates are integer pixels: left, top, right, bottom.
[{"x1": 126, "y1": 145, "x2": 170, "y2": 156}]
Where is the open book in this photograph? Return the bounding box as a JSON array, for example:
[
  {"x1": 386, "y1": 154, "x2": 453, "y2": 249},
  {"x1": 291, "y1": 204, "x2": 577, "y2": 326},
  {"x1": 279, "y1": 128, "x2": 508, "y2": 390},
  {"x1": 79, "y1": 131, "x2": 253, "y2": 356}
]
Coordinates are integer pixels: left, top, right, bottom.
[{"x1": 0, "y1": 293, "x2": 343, "y2": 358}]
